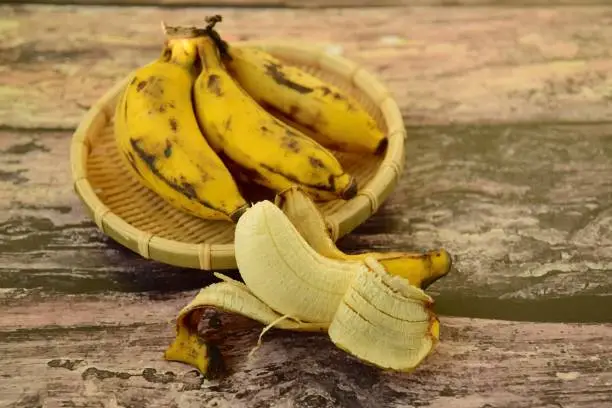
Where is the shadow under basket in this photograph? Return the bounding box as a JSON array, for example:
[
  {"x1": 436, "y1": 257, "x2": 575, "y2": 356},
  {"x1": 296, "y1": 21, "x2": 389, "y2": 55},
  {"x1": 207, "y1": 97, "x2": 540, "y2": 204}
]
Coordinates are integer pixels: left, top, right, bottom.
[{"x1": 70, "y1": 41, "x2": 406, "y2": 271}]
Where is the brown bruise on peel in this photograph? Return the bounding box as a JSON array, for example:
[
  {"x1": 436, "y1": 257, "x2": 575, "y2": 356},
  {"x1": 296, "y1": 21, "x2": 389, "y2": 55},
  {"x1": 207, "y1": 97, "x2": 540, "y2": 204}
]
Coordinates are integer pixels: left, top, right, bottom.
[
  {"x1": 158, "y1": 101, "x2": 175, "y2": 113},
  {"x1": 164, "y1": 140, "x2": 172, "y2": 158},
  {"x1": 264, "y1": 62, "x2": 313, "y2": 94},
  {"x1": 169, "y1": 117, "x2": 178, "y2": 132},
  {"x1": 319, "y1": 86, "x2": 357, "y2": 112},
  {"x1": 282, "y1": 135, "x2": 300, "y2": 153},
  {"x1": 136, "y1": 80, "x2": 147, "y2": 92},
  {"x1": 207, "y1": 74, "x2": 223, "y2": 96},
  {"x1": 309, "y1": 156, "x2": 326, "y2": 170},
  {"x1": 128, "y1": 138, "x2": 228, "y2": 217},
  {"x1": 259, "y1": 163, "x2": 343, "y2": 195}
]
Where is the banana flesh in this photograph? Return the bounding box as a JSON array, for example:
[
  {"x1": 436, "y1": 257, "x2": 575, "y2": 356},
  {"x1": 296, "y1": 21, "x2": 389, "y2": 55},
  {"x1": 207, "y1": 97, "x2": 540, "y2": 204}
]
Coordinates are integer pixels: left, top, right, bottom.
[
  {"x1": 113, "y1": 37, "x2": 249, "y2": 222},
  {"x1": 224, "y1": 45, "x2": 387, "y2": 154},
  {"x1": 234, "y1": 200, "x2": 365, "y2": 323},
  {"x1": 191, "y1": 36, "x2": 357, "y2": 202},
  {"x1": 165, "y1": 198, "x2": 439, "y2": 377},
  {"x1": 275, "y1": 186, "x2": 452, "y2": 288}
]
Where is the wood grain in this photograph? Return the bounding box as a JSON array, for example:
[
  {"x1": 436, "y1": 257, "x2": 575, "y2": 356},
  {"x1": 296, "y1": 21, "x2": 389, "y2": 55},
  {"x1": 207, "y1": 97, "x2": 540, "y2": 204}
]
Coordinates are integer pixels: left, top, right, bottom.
[
  {"x1": 1, "y1": 292, "x2": 611, "y2": 408},
  {"x1": 2, "y1": 5, "x2": 612, "y2": 129},
  {"x1": 2, "y1": 123, "x2": 611, "y2": 322}
]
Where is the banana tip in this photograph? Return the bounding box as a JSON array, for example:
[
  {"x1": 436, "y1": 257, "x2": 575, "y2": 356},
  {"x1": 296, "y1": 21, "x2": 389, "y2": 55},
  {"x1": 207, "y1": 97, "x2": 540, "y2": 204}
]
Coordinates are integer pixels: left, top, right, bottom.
[{"x1": 340, "y1": 178, "x2": 358, "y2": 200}]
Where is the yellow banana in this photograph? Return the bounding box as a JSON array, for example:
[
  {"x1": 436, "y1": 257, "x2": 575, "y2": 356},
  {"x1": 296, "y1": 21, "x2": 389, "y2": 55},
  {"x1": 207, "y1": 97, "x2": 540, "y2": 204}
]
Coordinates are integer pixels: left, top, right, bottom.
[
  {"x1": 165, "y1": 199, "x2": 438, "y2": 377},
  {"x1": 275, "y1": 186, "x2": 452, "y2": 288},
  {"x1": 113, "y1": 36, "x2": 248, "y2": 222},
  {"x1": 222, "y1": 42, "x2": 387, "y2": 155},
  {"x1": 190, "y1": 33, "x2": 357, "y2": 202}
]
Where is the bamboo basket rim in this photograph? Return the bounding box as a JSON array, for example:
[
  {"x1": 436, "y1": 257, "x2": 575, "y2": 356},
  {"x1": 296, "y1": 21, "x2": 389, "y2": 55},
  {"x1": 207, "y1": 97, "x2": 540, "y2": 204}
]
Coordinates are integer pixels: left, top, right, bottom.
[{"x1": 70, "y1": 40, "x2": 407, "y2": 271}]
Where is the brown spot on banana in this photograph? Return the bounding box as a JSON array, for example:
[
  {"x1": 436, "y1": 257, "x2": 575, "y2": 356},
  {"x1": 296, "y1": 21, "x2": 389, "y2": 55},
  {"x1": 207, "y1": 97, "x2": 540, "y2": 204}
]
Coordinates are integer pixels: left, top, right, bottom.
[
  {"x1": 207, "y1": 74, "x2": 223, "y2": 96},
  {"x1": 129, "y1": 138, "x2": 224, "y2": 214},
  {"x1": 136, "y1": 80, "x2": 147, "y2": 92},
  {"x1": 319, "y1": 86, "x2": 345, "y2": 101},
  {"x1": 309, "y1": 156, "x2": 326, "y2": 170},
  {"x1": 164, "y1": 140, "x2": 172, "y2": 158},
  {"x1": 288, "y1": 105, "x2": 300, "y2": 117},
  {"x1": 282, "y1": 135, "x2": 300, "y2": 153},
  {"x1": 264, "y1": 62, "x2": 313, "y2": 94},
  {"x1": 223, "y1": 117, "x2": 232, "y2": 132},
  {"x1": 259, "y1": 163, "x2": 339, "y2": 194},
  {"x1": 169, "y1": 117, "x2": 178, "y2": 132}
]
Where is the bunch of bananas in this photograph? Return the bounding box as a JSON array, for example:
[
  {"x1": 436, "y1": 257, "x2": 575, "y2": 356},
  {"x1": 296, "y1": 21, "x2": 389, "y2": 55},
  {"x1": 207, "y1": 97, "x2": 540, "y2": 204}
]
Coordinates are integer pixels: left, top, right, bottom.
[
  {"x1": 114, "y1": 16, "x2": 387, "y2": 223},
  {"x1": 113, "y1": 16, "x2": 454, "y2": 376}
]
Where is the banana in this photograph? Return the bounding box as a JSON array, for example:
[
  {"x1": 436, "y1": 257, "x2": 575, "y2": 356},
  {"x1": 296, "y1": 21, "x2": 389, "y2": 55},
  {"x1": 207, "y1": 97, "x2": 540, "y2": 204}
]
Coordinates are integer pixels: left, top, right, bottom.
[
  {"x1": 233, "y1": 200, "x2": 366, "y2": 323},
  {"x1": 190, "y1": 32, "x2": 358, "y2": 202},
  {"x1": 329, "y1": 257, "x2": 439, "y2": 372},
  {"x1": 113, "y1": 36, "x2": 248, "y2": 222},
  {"x1": 164, "y1": 198, "x2": 438, "y2": 377},
  {"x1": 221, "y1": 40, "x2": 387, "y2": 154},
  {"x1": 275, "y1": 186, "x2": 453, "y2": 288}
]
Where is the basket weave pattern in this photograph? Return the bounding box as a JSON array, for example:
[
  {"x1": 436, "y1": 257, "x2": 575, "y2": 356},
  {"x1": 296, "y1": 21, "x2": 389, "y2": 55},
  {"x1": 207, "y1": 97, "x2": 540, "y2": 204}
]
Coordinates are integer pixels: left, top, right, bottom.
[{"x1": 70, "y1": 43, "x2": 406, "y2": 270}]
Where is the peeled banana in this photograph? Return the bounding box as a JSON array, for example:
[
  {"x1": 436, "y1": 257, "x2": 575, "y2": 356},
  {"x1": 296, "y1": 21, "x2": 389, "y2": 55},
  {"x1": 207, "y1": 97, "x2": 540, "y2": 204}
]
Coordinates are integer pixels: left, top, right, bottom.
[
  {"x1": 113, "y1": 36, "x2": 249, "y2": 222},
  {"x1": 191, "y1": 33, "x2": 358, "y2": 202},
  {"x1": 275, "y1": 186, "x2": 453, "y2": 288},
  {"x1": 222, "y1": 40, "x2": 387, "y2": 155},
  {"x1": 165, "y1": 199, "x2": 439, "y2": 377}
]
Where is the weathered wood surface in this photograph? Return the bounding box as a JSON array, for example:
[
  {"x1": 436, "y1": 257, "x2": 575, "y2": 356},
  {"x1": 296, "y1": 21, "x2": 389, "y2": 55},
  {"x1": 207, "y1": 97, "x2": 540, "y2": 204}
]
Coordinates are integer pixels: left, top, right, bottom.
[
  {"x1": 2, "y1": 293, "x2": 612, "y2": 408},
  {"x1": 2, "y1": 2, "x2": 612, "y2": 407},
  {"x1": 2, "y1": 123, "x2": 611, "y2": 321},
  {"x1": 3, "y1": 5, "x2": 612, "y2": 129},
  {"x1": 5, "y1": 0, "x2": 610, "y2": 7}
]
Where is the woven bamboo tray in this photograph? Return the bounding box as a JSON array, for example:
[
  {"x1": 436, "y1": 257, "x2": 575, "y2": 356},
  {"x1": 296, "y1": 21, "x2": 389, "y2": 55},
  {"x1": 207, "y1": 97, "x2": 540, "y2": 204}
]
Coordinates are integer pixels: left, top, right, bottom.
[{"x1": 70, "y1": 41, "x2": 406, "y2": 271}]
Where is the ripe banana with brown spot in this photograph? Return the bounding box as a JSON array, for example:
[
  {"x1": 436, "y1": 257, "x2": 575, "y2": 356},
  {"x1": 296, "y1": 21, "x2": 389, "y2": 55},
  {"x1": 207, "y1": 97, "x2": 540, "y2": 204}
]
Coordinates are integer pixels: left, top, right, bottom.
[
  {"x1": 275, "y1": 186, "x2": 453, "y2": 288},
  {"x1": 190, "y1": 30, "x2": 357, "y2": 202},
  {"x1": 113, "y1": 36, "x2": 248, "y2": 222},
  {"x1": 220, "y1": 38, "x2": 387, "y2": 154}
]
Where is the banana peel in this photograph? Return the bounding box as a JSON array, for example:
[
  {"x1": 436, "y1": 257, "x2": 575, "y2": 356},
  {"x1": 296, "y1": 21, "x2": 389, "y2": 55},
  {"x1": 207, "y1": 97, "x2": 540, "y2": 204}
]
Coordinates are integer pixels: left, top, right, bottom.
[{"x1": 164, "y1": 273, "x2": 328, "y2": 378}]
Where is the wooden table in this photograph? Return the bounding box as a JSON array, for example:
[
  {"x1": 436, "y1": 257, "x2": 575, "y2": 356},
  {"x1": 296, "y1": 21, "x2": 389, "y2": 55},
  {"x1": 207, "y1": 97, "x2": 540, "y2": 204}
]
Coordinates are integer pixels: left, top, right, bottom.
[{"x1": 2, "y1": 1, "x2": 611, "y2": 407}]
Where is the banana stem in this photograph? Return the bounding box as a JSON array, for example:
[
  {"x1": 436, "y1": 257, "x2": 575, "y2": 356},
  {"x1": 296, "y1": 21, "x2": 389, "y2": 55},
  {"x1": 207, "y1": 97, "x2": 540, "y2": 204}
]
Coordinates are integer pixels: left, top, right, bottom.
[{"x1": 203, "y1": 15, "x2": 232, "y2": 61}]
